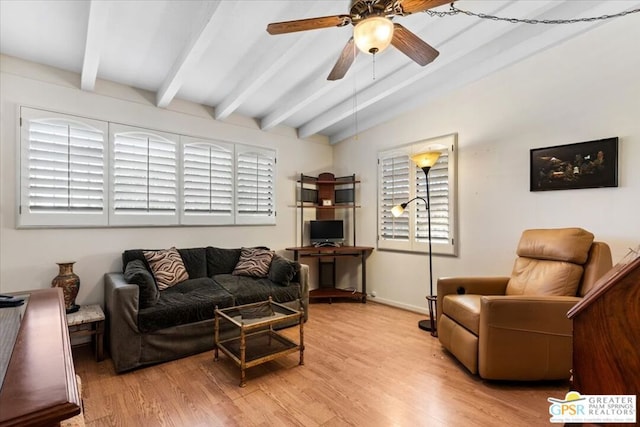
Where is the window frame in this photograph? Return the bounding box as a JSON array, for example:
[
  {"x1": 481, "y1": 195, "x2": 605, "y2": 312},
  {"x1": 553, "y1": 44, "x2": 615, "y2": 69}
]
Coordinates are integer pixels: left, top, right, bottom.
[
  {"x1": 234, "y1": 144, "x2": 277, "y2": 225},
  {"x1": 180, "y1": 136, "x2": 235, "y2": 226},
  {"x1": 18, "y1": 107, "x2": 109, "y2": 228},
  {"x1": 109, "y1": 123, "x2": 180, "y2": 227},
  {"x1": 16, "y1": 106, "x2": 277, "y2": 228},
  {"x1": 377, "y1": 133, "x2": 458, "y2": 256}
]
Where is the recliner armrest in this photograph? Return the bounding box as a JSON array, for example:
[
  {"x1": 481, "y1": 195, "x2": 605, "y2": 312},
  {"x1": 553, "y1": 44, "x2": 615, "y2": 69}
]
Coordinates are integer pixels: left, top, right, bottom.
[
  {"x1": 437, "y1": 277, "x2": 510, "y2": 325},
  {"x1": 477, "y1": 295, "x2": 582, "y2": 380},
  {"x1": 480, "y1": 295, "x2": 581, "y2": 336}
]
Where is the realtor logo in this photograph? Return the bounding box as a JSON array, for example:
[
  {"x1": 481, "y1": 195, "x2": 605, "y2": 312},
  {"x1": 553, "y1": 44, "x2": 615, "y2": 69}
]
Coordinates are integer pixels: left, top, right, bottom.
[{"x1": 548, "y1": 391, "x2": 636, "y2": 423}]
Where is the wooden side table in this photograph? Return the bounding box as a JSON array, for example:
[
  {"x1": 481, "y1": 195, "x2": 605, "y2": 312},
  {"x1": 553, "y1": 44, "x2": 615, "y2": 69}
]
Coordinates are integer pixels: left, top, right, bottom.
[{"x1": 66, "y1": 304, "x2": 105, "y2": 362}]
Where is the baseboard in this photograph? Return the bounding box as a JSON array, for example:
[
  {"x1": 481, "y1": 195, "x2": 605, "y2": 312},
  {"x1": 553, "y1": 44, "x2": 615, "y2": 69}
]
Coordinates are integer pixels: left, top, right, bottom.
[{"x1": 368, "y1": 297, "x2": 429, "y2": 316}]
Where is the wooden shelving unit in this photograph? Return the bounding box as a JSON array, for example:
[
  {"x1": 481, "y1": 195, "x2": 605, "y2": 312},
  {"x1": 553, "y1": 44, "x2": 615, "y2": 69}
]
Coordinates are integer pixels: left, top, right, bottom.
[
  {"x1": 296, "y1": 172, "x2": 360, "y2": 247},
  {"x1": 290, "y1": 172, "x2": 372, "y2": 303}
]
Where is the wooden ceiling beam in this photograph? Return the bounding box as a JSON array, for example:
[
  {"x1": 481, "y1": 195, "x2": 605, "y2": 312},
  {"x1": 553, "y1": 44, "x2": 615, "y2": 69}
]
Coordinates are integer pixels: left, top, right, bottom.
[
  {"x1": 80, "y1": 0, "x2": 111, "y2": 91},
  {"x1": 215, "y1": 2, "x2": 331, "y2": 122},
  {"x1": 156, "y1": 1, "x2": 226, "y2": 108},
  {"x1": 214, "y1": 34, "x2": 318, "y2": 121}
]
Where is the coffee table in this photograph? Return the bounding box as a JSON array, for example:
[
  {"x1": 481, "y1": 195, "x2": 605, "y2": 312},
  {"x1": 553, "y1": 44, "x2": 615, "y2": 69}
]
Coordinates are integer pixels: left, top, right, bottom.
[{"x1": 214, "y1": 298, "x2": 304, "y2": 387}]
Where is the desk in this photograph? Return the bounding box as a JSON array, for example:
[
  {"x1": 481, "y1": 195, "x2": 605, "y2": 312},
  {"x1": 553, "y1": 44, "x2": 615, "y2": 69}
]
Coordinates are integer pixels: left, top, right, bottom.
[
  {"x1": 0, "y1": 288, "x2": 81, "y2": 427},
  {"x1": 286, "y1": 246, "x2": 374, "y2": 303}
]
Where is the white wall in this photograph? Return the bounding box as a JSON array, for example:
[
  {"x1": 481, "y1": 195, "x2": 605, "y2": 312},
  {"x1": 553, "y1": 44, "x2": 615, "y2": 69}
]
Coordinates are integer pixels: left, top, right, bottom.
[
  {"x1": 0, "y1": 55, "x2": 333, "y2": 305},
  {"x1": 333, "y1": 14, "x2": 640, "y2": 313}
]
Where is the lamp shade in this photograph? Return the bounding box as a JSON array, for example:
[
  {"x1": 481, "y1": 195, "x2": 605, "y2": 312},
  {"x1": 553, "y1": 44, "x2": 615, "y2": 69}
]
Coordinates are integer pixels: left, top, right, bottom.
[
  {"x1": 353, "y1": 16, "x2": 394, "y2": 55},
  {"x1": 391, "y1": 204, "x2": 405, "y2": 217},
  {"x1": 411, "y1": 151, "x2": 441, "y2": 169}
]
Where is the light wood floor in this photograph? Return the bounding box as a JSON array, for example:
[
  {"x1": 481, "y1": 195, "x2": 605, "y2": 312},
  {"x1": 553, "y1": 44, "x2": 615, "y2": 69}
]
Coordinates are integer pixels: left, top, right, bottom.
[{"x1": 73, "y1": 302, "x2": 567, "y2": 426}]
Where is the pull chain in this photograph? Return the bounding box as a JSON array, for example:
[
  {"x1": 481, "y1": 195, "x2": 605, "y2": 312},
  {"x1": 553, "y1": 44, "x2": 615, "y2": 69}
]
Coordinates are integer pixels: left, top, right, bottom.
[
  {"x1": 353, "y1": 72, "x2": 359, "y2": 140},
  {"x1": 372, "y1": 53, "x2": 376, "y2": 80}
]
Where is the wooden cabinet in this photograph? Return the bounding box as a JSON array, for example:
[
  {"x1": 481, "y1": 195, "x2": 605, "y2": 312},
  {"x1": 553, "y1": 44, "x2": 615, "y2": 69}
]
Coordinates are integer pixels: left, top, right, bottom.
[
  {"x1": 567, "y1": 248, "x2": 640, "y2": 397},
  {"x1": 292, "y1": 173, "x2": 372, "y2": 302}
]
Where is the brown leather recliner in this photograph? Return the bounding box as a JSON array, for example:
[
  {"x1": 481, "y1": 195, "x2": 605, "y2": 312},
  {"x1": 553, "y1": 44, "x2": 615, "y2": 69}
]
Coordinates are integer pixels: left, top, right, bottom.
[{"x1": 437, "y1": 228, "x2": 612, "y2": 380}]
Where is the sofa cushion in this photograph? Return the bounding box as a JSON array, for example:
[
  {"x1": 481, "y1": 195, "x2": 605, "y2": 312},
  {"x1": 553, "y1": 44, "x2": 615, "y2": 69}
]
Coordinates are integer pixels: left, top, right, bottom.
[
  {"x1": 177, "y1": 247, "x2": 207, "y2": 279},
  {"x1": 137, "y1": 278, "x2": 234, "y2": 333},
  {"x1": 122, "y1": 249, "x2": 152, "y2": 273},
  {"x1": 442, "y1": 294, "x2": 482, "y2": 335},
  {"x1": 232, "y1": 247, "x2": 274, "y2": 278},
  {"x1": 143, "y1": 247, "x2": 189, "y2": 290},
  {"x1": 123, "y1": 248, "x2": 207, "y2": 279},
  {"x1": 206, "y1": 247, "x2": 241, "y2": 276},
  {"x1": 213, "y1": 274, "x2": 301, "y2": 306},
  {"x1": 268, "y1": 254, "x2": 300, "y2": 285},
  {"x1": 123, "y1": 260, "x2": 159, "y2": 308}
]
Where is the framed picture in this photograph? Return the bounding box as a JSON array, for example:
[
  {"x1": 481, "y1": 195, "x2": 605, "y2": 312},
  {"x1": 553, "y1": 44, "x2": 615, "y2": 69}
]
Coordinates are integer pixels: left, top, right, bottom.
[{"x1": 530, "y1": 137, "x2": 618, "y2": 192}]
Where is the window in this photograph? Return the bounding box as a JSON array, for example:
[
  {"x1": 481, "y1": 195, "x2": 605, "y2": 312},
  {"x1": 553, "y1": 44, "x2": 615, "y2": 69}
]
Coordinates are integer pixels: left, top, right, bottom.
[
  {"x1": 377, "y1": 133, "x2": 457, "y2": 256},
  {"x1": 17, "y1": 108, "x2": 276, "y2": 228},
  {"x1": 379, "y1": 154, "x2": 410, "y2": 242},
  {"x1": 19, "y1": 107, "x2": 108, "y2": 227},
  {"x1": 109, "y1": 124, "x2": 178, "y2": 226},
  {"x1": 235, "y1": 145, "x2": 276, "y2": 225},
  {"x1": 181, "y1": 137, "x2": 234, "y2": 225}
]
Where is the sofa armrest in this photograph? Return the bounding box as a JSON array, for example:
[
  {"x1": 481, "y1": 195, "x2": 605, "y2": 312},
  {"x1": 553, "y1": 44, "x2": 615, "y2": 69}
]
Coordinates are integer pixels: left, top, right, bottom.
[
  {"x1": 104, "y1": 272, "x2": 143, "y2": 372},
  {"x1": 298, "y1": 264, "x2": 309, "y2": 321},
  {"x1": 437, "y1": 277, "x2": 510, "y2": 325},
  {"x1": 478, "y1": 295, "x2": 582, "y2": 380}
]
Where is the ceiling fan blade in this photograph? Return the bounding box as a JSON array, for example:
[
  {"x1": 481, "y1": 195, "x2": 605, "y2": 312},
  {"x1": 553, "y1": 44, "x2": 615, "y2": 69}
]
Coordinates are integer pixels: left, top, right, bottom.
[
  {"x1": 396, "y1": 0, "x2": 454, "y2": 15},
  {"x1": 327, "y1": 38, "x2": 358, "y2": 81},
  {"x1": 391, "y1": 24, "x2": 439, "y2": 66},
  {"x1": 267, "y1": 15, "x2": 351, "y2": 35}
]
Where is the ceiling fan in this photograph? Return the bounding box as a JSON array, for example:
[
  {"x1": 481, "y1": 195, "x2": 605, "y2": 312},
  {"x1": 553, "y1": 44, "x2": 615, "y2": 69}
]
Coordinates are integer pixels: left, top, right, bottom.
[{"x1": 266, "y1": 0, "x2": 454, "y2": 81}]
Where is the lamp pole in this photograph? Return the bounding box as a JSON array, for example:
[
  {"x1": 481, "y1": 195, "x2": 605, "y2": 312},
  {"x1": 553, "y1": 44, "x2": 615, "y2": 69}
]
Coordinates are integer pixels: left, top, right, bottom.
[
  {"x1": 418, "y1": 167, "x2": 437, "y2": 336},
  {"x1": 392, "y1": 151, "x2": 441, "y2": 337}
]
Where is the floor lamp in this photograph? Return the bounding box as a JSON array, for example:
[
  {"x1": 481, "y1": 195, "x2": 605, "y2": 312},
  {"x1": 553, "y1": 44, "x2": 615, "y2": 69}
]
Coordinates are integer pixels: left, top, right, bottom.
[{"x1": 391, "y1": 151, "x2": 441, "y2": 337}]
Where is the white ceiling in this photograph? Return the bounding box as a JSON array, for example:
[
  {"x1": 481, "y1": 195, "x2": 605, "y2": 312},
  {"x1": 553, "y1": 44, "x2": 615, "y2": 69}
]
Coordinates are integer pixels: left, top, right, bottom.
[{"x1": 1, "y1": 0, "x2": 638, "y2": 144}]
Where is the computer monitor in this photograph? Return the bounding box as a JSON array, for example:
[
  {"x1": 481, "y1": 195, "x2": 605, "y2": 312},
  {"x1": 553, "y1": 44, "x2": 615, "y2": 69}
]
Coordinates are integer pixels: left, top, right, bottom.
[{"x1": 309, "y1": 220, "x2": 344, "y2": 246}]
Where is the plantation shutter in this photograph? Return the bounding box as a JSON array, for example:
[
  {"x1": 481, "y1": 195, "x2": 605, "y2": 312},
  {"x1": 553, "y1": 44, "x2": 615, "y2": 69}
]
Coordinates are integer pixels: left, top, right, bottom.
[
  {"x1": 235, "y1": 145, "x2": 276, "y2": 225},
  {"x1": 378, "y1": 154, "x2": 410, "y2": 242},
  {"x1": 182, "y1": 138, "x2": 234, "y2": 225},
  {"x1": 377, "y1": 134, "x2": 457, "y2": 255},
  {"x1": 416, "y1": 151, "x2": 450, "y2": 245},
  {"x1": 110, "y1": 124, "x2": 178, "y2": 226},
  {"x1": 19, "y1": 107, "x2": 108, "y2": 227}
]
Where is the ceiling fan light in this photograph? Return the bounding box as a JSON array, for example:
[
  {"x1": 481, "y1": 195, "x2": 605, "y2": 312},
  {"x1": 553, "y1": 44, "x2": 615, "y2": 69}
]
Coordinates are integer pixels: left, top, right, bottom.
[{"x1": 354, "y1": 16, "x2": 394, "y2": 55}]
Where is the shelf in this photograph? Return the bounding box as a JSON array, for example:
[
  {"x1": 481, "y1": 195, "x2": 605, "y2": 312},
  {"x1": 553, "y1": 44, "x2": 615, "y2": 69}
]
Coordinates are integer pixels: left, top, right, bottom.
[
  {"x1": 298, "y1": 179, "x2": 360, "y2": 185},
  {"x1": 217, "y1": 330, "x2": 299, "y2": 368},
  {"x1": 309, "y1": 288, "x2": 366, "y2": 303},
  {"x1": 295, "y1": 204, "x2": 360, "y2": 209}
]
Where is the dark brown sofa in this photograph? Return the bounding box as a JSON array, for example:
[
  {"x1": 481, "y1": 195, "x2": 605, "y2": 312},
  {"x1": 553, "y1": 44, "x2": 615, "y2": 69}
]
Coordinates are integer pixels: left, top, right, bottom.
[{"x1": 104, "y1": 246, "x2": 308, "y2": 373}]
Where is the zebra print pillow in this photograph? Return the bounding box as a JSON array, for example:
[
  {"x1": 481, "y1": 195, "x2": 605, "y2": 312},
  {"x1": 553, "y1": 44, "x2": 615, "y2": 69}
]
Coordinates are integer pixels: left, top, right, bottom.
[
  {"x1": 232, "y1": 247, "x2": 275, "y2": 278},
  {"x1": 143, "y1": 247, "x2": 189, "y2": 290}
]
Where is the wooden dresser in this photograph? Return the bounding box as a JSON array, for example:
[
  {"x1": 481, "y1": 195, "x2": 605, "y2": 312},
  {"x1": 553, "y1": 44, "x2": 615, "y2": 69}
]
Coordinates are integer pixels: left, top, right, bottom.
[
  {"x1": 0, "y1": 288, "x2": 81, "y2": 426},
  {"x1": 568, "y1": 250, "x2": 640, "y2": 396}
]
